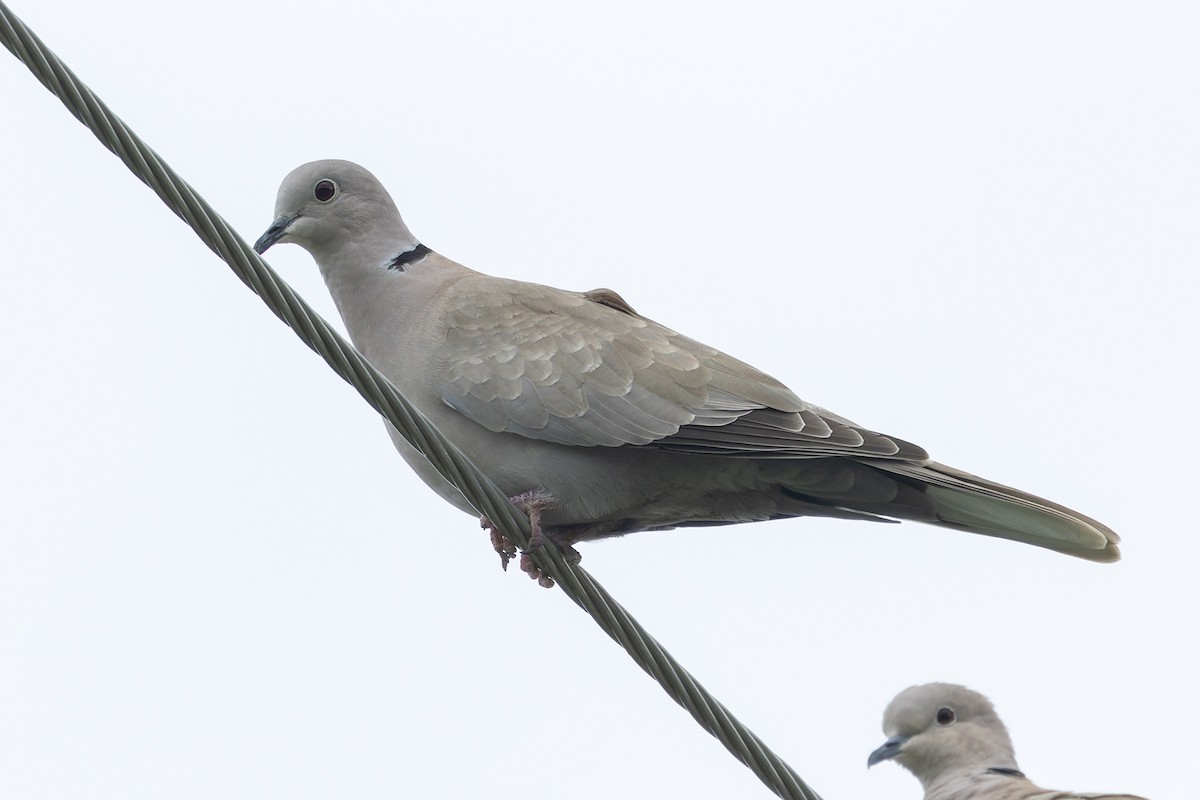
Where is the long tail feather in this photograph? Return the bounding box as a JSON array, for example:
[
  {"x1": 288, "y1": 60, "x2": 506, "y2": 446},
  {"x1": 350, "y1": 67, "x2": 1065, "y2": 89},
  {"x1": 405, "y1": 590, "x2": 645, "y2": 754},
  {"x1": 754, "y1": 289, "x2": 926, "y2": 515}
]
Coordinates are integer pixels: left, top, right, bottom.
[{"x1": 870, "y1": 460, "x2": 1120, "y2": 562}]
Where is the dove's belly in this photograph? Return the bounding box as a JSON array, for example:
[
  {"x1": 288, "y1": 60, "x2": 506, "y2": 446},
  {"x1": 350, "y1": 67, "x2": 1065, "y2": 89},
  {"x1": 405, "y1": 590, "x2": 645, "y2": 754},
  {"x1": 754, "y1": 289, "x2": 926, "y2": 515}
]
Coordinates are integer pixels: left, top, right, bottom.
[{"x1": 383, "y1": 415, "x2": 804, "y2": 540}]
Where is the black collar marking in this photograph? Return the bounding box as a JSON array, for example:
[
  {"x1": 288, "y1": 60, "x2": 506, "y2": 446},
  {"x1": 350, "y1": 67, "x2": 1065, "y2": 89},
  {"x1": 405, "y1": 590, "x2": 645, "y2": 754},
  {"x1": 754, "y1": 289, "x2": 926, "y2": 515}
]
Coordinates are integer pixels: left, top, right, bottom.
[
  {"x1": 387, "y1": 243, "x2": 432, "y2": 271},
  {"x1": 985, "y1": 768, "x2": 1027, "y2": 779}
]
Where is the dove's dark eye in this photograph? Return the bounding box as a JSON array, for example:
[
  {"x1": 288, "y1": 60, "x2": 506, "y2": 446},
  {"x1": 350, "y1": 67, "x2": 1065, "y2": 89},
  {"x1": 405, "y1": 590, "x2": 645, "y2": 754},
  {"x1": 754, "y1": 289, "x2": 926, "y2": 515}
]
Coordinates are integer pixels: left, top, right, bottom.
[
  {"x1": 936, "y1": 707, "x2": 956, "y2": 726},
  {"x1": 314, "y1": 179, "x2": 337, "y2": 202}
]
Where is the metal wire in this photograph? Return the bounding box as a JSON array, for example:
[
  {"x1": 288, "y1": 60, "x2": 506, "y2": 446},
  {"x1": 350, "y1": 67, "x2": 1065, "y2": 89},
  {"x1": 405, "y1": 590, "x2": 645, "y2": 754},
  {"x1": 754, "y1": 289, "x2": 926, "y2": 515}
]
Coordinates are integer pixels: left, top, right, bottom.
[{"x1": 0, "y1": 3, "x2": 824, "y2": 797}]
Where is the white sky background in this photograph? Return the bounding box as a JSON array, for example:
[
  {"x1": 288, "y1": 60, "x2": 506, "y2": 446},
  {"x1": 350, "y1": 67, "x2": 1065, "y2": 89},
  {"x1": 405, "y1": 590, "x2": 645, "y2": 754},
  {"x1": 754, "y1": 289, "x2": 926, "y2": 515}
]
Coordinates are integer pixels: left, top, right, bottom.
[{"x1": 1, "y1": 2, "x2": 1195, "y2": 798}]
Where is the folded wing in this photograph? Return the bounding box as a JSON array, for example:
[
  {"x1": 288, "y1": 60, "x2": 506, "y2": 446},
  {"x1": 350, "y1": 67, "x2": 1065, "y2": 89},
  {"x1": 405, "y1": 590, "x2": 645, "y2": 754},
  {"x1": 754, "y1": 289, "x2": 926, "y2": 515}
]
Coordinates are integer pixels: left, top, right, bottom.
[{"x1": 437, "y1": 277, "x2": 925, "y2": 460}]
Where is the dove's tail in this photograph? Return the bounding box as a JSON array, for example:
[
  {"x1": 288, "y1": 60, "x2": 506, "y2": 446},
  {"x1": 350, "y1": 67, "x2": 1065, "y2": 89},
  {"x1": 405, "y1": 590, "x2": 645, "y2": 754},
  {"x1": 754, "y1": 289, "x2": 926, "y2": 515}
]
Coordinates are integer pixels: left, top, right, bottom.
[{"x1": 868, "y1": 460, "x2": 1120, "y2": 562}]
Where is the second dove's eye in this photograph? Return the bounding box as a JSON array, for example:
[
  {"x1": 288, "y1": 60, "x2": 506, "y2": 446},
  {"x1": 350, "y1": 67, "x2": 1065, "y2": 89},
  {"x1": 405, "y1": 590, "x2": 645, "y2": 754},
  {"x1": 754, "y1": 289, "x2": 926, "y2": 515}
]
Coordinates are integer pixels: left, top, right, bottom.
[
  {"x1": 314, "y1": 179, "x2": 337, "y2": 202},
  {"x1": 936, "y1": 707, "x2": 956, "y2": 725}
]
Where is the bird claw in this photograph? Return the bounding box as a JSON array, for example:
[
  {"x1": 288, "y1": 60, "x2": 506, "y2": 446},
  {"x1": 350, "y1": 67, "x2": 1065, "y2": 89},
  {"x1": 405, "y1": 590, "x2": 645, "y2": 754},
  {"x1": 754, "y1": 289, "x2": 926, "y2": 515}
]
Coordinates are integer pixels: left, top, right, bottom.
[
  {"x1": 483, "y1": 519, "x2": 517, "y2": 571},
  {"x1": 518, "y1": 537, "x2": 581, "y2": 589},
  {"x1": 519, "y1": 552, "x2": 555, "y2": 588},
  {"x1": 481, "y1": 490, "x2": 560, "y2": 588}
]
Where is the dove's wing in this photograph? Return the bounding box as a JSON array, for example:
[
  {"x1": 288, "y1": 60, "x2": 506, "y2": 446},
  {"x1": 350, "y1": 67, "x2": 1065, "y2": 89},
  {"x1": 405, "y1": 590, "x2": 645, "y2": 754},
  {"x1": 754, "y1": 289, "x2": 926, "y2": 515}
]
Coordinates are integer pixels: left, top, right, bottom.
[{"x1": 436, "y1": 275, "x2": 927, "y2": 460}]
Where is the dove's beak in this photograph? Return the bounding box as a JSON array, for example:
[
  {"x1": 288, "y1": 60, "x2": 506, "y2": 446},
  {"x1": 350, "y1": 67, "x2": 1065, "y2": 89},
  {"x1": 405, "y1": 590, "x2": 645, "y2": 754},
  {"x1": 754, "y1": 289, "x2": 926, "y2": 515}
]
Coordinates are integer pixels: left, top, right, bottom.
[
  {"x1": 254, "y1": 213, "x2": 299, "y2": 254},
  {"x1": 867, "y1": 734, "x2": 910, "y2": 768}
]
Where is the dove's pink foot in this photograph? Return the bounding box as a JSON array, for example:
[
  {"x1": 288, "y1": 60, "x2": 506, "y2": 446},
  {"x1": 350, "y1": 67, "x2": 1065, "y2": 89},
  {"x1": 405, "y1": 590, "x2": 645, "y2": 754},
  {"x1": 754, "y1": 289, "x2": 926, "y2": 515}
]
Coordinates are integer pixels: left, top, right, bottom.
[
  {"x1": 483, "y1": 518, "x2": 518, "y2": 571},
  {"x1": 481, "y1": 490, "x2": 559, "y2": 588},
  {"x1": 519, "y1": 541, "x2": 581, "y2": 587}
]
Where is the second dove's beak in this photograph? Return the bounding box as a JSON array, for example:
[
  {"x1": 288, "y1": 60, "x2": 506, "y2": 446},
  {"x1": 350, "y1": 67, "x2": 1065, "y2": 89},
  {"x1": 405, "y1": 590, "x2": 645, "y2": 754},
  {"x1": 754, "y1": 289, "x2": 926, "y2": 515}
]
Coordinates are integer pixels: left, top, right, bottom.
[
  {"x1": 254, "y1": 213, "x2": 299, "y2": 254},
  {"x1": 867, "y1": 734, "x2": 910, "y2": 768}
]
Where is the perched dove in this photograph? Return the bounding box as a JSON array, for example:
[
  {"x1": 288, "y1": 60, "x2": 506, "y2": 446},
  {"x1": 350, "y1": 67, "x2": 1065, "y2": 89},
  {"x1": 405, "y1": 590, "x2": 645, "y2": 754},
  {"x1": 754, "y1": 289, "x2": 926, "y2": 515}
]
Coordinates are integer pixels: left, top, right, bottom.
[
  {"x1": 868, "y1": 683, "x2": 1149, "y2": 800},
  {"x1": 254, "y1": 160, "x2": 1120, "y2": 582}
]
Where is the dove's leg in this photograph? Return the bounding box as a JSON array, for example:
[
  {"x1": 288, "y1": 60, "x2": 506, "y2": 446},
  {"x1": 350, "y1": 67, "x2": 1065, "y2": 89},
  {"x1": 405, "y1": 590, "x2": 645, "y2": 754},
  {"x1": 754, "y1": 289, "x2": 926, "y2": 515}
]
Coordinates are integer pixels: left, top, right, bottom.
[
  {"x1": 481, "y1": 490, "x2": 559, "y2": 587},
  {"x1": 513, "y1": 490, "x2": 558, "y2": 588},
  {"x1": 514, "y1": 490, "x2": 556, "y2": 550}
]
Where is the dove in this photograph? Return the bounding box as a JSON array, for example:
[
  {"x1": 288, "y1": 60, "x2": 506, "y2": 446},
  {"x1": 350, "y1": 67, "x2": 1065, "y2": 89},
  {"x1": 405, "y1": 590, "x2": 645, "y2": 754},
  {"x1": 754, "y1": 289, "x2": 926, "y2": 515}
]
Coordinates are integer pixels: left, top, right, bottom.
[
  {"x1": 254, "y1": 160, "x2": 1119, "y2": 583},
  {"x1": 868, "y1": 683, "x2": 1149, "y2": 800}
]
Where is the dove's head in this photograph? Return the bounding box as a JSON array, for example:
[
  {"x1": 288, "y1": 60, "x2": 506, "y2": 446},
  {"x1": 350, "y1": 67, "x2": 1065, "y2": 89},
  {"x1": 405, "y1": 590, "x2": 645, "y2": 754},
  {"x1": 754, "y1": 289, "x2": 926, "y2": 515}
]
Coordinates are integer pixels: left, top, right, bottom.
[
  {"x1": 254, "y1": 160, "x2": 417, "y2": 263},
  {"x1": 868, "y1": 683, "x2": 1018, "y2": 786}
]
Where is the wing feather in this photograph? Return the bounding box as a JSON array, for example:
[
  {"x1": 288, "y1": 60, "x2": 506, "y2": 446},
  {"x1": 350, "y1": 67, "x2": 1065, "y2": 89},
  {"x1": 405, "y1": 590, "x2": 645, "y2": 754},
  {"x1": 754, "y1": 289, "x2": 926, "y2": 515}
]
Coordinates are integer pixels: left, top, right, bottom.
[{"x1": 436, "y1": 275, "x2": 922, "y2": 460}]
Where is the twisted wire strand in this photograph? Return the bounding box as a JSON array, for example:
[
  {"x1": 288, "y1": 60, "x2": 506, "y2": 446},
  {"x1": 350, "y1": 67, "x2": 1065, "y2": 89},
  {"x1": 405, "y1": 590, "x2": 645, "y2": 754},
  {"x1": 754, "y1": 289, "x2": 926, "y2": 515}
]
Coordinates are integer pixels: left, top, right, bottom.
[{"x1": 0, "y1": 4, "x2": 824, "y2": 798}]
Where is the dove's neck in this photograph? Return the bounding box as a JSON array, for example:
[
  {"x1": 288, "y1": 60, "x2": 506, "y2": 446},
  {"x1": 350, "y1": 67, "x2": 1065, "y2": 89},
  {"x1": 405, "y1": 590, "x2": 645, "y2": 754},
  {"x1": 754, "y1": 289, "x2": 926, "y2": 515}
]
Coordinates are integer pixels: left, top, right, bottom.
[
  {"x1": 923, "y1": 765, "x2": 1032, "y2": 800},
  {"x1": 312, "y1": 222, "x2": 452, "y2": 361},
  {"x1": 903, "y1": 728, "x2": 1020, "y2": 798},
  {"x1": 312, "y1": 214, "x2": 415, "y2": 292},
  {"x1": 314, "y1": 215, "x2": 419, "y2": 274}
]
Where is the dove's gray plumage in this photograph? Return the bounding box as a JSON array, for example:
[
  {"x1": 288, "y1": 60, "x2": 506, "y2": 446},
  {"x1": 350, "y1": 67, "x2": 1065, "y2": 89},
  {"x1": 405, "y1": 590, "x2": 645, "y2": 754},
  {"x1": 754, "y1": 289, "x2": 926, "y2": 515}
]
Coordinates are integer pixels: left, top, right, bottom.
[
  {"x1": 869, "y1": 683, "x2": 1148, "y2": 800},
  {"x1": 254, "y1": 160, "x2": 1120, "y2": 562}
]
